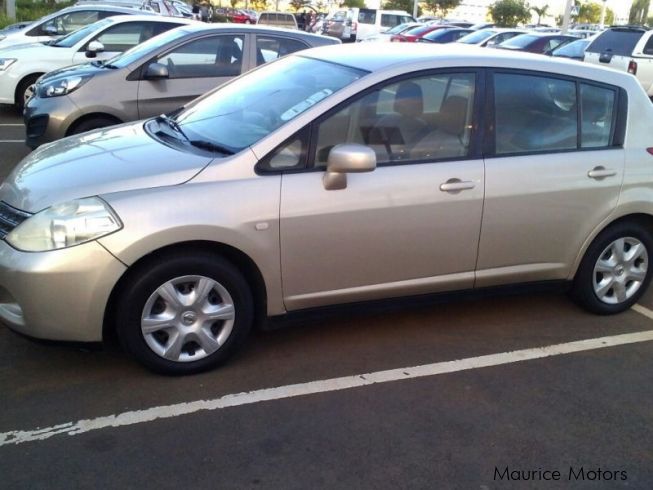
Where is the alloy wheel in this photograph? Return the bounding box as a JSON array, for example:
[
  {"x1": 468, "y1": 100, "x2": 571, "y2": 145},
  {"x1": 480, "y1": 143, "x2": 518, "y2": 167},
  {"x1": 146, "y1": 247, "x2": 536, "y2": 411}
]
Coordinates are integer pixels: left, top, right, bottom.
[{"x1": 592, "y1": 237, "x2": 648, "y2": 304}]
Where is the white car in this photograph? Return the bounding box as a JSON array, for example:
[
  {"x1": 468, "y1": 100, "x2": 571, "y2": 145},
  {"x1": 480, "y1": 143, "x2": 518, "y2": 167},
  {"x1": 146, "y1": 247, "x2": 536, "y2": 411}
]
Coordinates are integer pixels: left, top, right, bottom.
[
  {"x1": 0, "y1": 5, "x2": 154, "y2": 50},
  {"x1": 0, "y1": 15, "x2": 190, "y2": 109}
]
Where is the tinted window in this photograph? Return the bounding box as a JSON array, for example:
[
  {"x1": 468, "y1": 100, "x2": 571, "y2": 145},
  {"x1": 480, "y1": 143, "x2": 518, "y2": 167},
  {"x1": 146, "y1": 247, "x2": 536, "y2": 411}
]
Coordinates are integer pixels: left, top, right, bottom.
[
  {"x1": 644, "y1": 35, "x2": 653, "y2": 55},
  {"x1": 158, "y1": 35, "x2": 244, "y2": 78},
  {"x1": 381, "y1": 14, "x2": 401, "y2": 28},
  {"x1": 35, "y1": 10, "x2": 100, "y2": 36},
  {"x1": 581, "y1": 84, "x2": 616, "y2": 148},
  {"x1": 494, "y1": 73, "x2": 577, "y2": 155},
  {"x1": 314, "y1": 73, "x2": 476, "y2": 167},
  {"x1": 501, "y1": 34, "x2": 539, "y2": 48},
  {"x1": 256, "y1": 36, "x2": 308, "y2": 65},
  {"x1": 586, "y1": 29, "x2": 644, "y2": 56},
  {"x1": 92, "y1": 21, "x2": 177, "y2": 52},
  {"x1": 458, "y1": 29, "x2": 495, "y2": 44},
  {"x1": 50, "y1": 18, "x2": 112, "y2": 48},
  {"x1": 358, "y1": 9, "x2": 376, "y2": 24}
]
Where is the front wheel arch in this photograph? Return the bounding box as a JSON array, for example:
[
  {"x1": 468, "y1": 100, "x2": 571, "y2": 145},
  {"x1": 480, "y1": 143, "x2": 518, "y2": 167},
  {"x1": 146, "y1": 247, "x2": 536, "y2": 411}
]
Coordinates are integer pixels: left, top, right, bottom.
[{"x1": 103, "y1": 241, "x2": 267, "y2": 346}]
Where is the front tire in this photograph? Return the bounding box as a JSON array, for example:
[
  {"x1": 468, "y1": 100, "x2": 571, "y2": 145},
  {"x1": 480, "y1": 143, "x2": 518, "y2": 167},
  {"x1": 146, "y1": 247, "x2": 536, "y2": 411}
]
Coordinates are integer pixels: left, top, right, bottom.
[
  {"x1": 116, "y1": 252, "x2": 254, "y2": 374},
  {"x1": 571, "y1": 222, "x2": 653, "y2": 314},
  {"x1": 15, "y1": 74, "x2": 41, "y2": 113}
]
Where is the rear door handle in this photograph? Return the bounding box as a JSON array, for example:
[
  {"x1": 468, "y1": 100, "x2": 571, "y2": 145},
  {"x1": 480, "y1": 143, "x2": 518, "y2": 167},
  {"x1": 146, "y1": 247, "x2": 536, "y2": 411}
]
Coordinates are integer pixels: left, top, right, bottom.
[
  {"x1": 587, "y1": 166, "x2": 617, "y2": 179},
  {"x1": 439, "y1": 179, "x2": 475, "y2": 192}
]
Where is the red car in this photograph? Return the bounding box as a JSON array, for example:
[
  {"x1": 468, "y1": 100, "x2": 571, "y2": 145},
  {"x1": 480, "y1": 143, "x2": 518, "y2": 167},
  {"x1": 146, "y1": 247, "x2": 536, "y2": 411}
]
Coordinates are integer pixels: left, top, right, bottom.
[
  {"x1": 390, "y1": 24, "x2": 453, "y2": 42},
  {"x1": 231, "y1": 9, "x2": 257, "y2": 24}
]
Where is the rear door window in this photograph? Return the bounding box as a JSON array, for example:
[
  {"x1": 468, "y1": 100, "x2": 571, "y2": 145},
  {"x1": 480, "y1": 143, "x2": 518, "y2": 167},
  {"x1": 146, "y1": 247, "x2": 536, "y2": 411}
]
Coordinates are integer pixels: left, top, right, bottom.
[
  {"x1": 494, "y1": 73, "x2": 578, "y2": 155},
  {"x1": 586, "y1": 29, "x2": 644, "y2": 55},
  {"x1": 255, "y1": 36, "x2": 308, "y2": 65}
]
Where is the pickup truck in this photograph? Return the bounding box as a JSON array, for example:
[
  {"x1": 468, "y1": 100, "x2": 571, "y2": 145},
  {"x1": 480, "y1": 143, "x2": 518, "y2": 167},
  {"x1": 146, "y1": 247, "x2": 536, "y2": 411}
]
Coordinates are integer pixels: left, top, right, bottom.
[{"x1": 584, "y1": 26, "x2": 653, "y2": 97}]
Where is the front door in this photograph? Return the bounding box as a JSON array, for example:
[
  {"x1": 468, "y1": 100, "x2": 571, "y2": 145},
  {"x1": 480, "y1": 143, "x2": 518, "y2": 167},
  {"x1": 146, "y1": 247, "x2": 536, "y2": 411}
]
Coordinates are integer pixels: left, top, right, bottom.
[
  {"x1": 137, "y1": 33, "x2": 247, "y2": 119},
  {"x1": 278, "y1": 71, "x2": 485, "y2": 310}
]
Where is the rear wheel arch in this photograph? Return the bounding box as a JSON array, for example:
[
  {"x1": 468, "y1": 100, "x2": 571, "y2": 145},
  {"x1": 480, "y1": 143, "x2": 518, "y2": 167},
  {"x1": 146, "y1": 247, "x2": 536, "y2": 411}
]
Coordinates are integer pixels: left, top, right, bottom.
[
  {"x1": 15, "y1": 73, "x2": 44, "y2": 109},
  {"x1": 103, "y1": 240, "x2": 268, "y2": 346}
]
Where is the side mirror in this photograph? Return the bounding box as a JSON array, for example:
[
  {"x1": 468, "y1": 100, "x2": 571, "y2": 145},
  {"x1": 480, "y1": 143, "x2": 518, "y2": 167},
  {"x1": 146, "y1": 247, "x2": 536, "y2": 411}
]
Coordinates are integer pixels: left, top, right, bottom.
[
  {"x1": 144, "y1": 62, "x2": 169, "y2": 79},
  {"x1": 43, "y1": 24, "x2": 59, "y2": 36},
  {"x1": 85, "y1": 41, "x2": 104, "y2": 58},
  {"x1": 323, "y1": 143, "x2": 376, "y2": 190}
]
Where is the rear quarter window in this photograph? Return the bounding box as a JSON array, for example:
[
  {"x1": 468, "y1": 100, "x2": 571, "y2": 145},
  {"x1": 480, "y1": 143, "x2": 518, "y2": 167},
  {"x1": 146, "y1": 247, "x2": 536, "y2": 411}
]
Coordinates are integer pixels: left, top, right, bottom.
[{"x1": 586, "y1": 29, "x2": 644, "y2": 56}]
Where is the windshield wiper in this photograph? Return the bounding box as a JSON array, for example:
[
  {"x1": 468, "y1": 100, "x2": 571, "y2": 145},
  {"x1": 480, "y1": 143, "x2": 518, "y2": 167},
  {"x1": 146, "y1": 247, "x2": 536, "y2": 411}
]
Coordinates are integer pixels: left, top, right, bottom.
[
  {"x1": 155, "y1": 114, "x2": 189, "y2": 141},
  {"x1": 189, "y1": 140, "x2": 235, "y2": 155}
]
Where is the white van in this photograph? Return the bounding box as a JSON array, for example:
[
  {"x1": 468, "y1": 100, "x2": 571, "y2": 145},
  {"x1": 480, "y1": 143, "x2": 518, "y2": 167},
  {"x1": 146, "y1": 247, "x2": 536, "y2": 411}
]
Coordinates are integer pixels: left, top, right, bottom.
[{"x1": 348, "y1": 8, "x2": 414, "y2": 41}]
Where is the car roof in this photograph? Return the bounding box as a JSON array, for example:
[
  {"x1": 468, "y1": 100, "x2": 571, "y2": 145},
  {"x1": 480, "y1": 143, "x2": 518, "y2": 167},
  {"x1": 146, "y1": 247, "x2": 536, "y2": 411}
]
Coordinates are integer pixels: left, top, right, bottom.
[
  {"x1": 300, "y1": 42, "x2": 635, "y2": 84},
  {"x1": 107, "y1": 14, "x2": 193, "y2": 23},
  {"x1": 172, "y1": 22, "x2": 339, "y2": 43}
]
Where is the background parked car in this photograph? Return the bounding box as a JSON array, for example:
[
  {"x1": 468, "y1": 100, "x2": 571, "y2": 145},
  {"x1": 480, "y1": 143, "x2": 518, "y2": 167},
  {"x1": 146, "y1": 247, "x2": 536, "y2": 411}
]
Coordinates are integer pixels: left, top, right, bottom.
[
  {"x1": 584, "y1": 26, "x2": 653, "y2": 97},
  {"x1": 322, "y1": 9, "x2": 354, "y2": 41},
  {"x1": 349, "y1": 8, "x2": 414, "y2": 41},
  {"x1": 23, "y1": 24, "x2": 339, "y2": 147},
  {"x1": 456, "y1": 28, "x2": 526, "y2": 47},
  {"x1": 551, "y1": 38, "x2": 591, "y2": 61},
  {"x1": 495, "y1": 33, "x2": 578, "y2": 54},
  {"x1": 416, "y1": 28, "x2": 473, "y2": 44},
  {"x1": 390, "y1": 24, "x2": 453, "y2": 43},
  {"x1": 0, "y1": 15, "x2": 190, "y2": 111},
  {"x1": 230, "y1": 9, "x2": 257, "y2": 24},
  {"x1": 0, "y1": 5, "x2": 155, "y2": 49},
  {"x1": 356, "y1": 21, "x2": 420, "y2": 42}
]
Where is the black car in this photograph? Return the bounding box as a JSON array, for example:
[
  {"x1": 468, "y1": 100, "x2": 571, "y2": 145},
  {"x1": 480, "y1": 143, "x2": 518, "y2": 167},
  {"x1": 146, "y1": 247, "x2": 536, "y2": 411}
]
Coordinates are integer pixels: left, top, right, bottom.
[
  {"x1": 418, "y1": 28, "x2": 474, "y2": 43},
  {"x1": 496, "y1": 33, "x2": 579, "y2": 54}
]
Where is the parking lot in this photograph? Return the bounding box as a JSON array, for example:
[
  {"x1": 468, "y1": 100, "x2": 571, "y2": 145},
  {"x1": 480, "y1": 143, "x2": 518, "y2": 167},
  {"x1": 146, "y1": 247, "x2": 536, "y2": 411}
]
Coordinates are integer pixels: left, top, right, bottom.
[{"x1": 0, "y1": 107, "x2": 652, "y2": 487}]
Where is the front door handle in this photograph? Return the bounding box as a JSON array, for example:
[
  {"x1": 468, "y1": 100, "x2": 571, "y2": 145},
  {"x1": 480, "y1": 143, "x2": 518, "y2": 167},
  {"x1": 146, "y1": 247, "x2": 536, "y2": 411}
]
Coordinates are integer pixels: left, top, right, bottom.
[
  {"x1": 440, "y1": 179, "x2": 475, "y2": 192},
  {"x1": 588, "y1": 166, "x2": 617, "y2": 179}
]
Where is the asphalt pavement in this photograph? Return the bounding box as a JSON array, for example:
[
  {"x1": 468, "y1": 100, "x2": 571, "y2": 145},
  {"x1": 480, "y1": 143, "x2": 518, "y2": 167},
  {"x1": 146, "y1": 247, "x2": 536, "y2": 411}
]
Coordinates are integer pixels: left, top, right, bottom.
[{"x1": 0, "y1": 105, "x2": 652, "y2": 489}]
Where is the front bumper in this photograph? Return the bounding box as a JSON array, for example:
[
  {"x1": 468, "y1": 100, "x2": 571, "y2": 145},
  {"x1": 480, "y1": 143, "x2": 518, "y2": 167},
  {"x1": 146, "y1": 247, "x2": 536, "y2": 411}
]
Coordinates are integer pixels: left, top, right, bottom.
[
  {"x1": 24, "y1": 94, "x2": 80, "y2": 148},
  {"x1": 0, "y1": 239, "x2": 126, "y2": 342}
]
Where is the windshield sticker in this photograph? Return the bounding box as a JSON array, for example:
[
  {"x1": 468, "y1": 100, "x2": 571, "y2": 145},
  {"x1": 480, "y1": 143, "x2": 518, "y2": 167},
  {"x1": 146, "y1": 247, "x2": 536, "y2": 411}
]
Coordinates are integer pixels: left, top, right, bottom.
[{"x1": 280, "y1": 89, "x2": 333, "y2": 121}]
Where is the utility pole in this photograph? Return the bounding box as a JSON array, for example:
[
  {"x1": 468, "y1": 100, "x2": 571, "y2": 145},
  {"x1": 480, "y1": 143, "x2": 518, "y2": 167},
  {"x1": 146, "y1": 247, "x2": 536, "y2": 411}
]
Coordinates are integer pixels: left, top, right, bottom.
[
  {"x1": 7, "y1": 0, "x2": 16, "y2": 20},
  {"x1": 413, "y1": 0, "x2": 418, "y2": 19},
  {"x1": 599, "y1": 0, "x2": 607, "y2": 29},
  {"x1": 561, "y1": 0, "x2": 573, "y2": 34}
]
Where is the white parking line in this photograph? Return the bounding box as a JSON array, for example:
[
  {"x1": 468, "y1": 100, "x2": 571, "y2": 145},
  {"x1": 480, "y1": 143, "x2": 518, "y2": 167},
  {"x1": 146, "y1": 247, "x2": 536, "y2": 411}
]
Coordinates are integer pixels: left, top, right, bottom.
[{"x1": 2, "y1": 323, "x2": 653, "y2": 447}]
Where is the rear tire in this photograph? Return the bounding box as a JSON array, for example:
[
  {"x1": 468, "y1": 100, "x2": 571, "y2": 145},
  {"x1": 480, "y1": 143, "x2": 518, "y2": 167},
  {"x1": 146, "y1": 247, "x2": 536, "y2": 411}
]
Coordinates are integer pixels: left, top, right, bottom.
[
  {"x1": 116, "y1": 252, "x2": 254, "y2": 375},
  {"x1": 571, "y1": 221, "x2": 653, "y2": 314}
]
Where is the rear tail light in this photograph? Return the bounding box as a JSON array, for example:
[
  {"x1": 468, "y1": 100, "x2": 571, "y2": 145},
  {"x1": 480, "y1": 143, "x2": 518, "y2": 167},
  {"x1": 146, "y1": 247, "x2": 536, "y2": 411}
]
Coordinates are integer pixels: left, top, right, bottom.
[
  {"x1": 352, "y1": 21, "x2": 357, "y2": 32},
  {"x1": 628, "y1": 60, "x2": 638, "y2": 75},
  {"x1": 646, "y1": 148, "x2": 653, "y2": 156},
  {"x1": 390, "y1": 35, "x2": 404, "y2": 42}
]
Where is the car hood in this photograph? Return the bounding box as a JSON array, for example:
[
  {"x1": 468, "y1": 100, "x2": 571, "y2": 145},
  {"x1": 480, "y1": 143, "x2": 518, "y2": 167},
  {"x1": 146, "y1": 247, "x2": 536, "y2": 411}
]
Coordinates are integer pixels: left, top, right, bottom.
[
  {"x1": 0, "y1": 122, "x2": 213, "y2": 213},
  {"x1": 39, "y1": 62, "x2": 104, "y2": 83},
  {"x1": 0, "y1": 42, "x2": 69, "y2": 60}
]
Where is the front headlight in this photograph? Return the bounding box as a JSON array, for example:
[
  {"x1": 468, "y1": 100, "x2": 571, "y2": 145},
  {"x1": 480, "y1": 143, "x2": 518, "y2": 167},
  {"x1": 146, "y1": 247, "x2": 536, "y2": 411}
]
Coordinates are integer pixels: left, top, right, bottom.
[
  {"x1": 6, "y1": 197, "x2": 122, "y2": 252},
  {"x1": 0, "y1": 58, "x2": 16, "y2": 71},
  {"x1": 38, "y1": 75, "x2": 91, "y2": 98}
]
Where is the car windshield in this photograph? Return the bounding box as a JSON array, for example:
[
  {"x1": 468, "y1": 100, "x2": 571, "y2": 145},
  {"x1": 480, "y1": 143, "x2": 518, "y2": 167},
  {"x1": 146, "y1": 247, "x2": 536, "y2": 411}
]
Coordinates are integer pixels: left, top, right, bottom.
[
  {"x1": 457, "y1": 29, "x2": 496, "y2": 44},
  {"x1": 500, "y1": 34, "x2": 539, "y2": 48},
  {"x1": 104, "y1": 27, "x2": 191, "y2": 68},
  {"x1": 171, "y1": 56, "x2": 367, "y2": 154},
  {"x1": 552, "y1": 39, "x2": 589, "y2": 57},
  {"x1": 51, "y1": 18, "x2": 112, "y2": 48},
  {"x1": 386, "y1": 22, "x2": 412, "y2": 34}
]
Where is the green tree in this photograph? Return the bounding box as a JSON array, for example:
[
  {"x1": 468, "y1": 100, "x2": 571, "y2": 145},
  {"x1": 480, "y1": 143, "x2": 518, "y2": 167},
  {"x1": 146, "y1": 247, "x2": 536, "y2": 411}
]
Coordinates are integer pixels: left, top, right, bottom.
[
  {"x1": 251, "y1": 0, "x2": 268, "y2": 10},
  {"x1": 340, "y1": 0, "x2": 365, "y2": 8},
  {"x1": 630, "y1": 0, "x2": 651, "y2": 25},
  {"x1": 489, "y1": 0, "x2": 531, "y2": 27},
  {"x1": 420, "y1": 0, "x2": 461, "y2": 17},
  {"x1": 530, "y1": 4, "x2": 549, "y2": 25},
  {"x1": 290, "y1": 0, "x2": 310, "y2": 11}
]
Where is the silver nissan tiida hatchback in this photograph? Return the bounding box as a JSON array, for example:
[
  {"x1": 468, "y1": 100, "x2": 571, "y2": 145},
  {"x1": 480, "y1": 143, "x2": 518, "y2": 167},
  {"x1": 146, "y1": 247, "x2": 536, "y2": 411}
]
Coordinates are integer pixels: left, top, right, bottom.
[{"x1": 1, "y1": 44, "x2": 653, "y2": 374}]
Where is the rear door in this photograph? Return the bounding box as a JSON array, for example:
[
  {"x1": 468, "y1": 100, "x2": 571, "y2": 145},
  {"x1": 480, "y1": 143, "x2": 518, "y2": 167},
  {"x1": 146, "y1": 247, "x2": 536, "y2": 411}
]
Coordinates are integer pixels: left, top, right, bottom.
[
  {"x1": 137, "y1": 33, "x2": 248, "y2": 118},
  {"x1": 477, "y1": 70, "x2": 625, "y2": 287}
]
